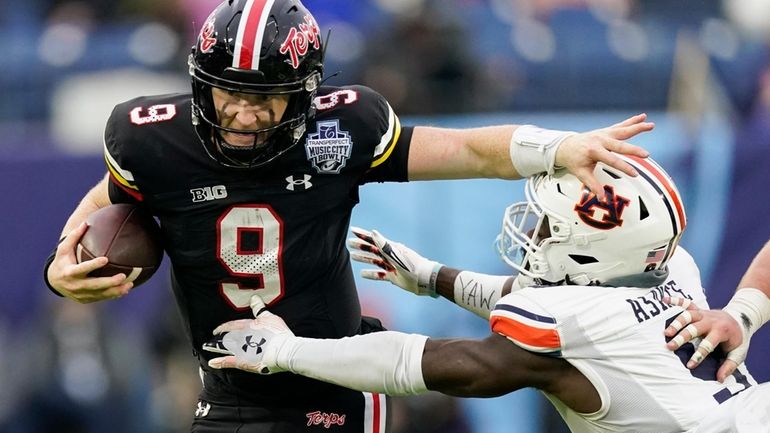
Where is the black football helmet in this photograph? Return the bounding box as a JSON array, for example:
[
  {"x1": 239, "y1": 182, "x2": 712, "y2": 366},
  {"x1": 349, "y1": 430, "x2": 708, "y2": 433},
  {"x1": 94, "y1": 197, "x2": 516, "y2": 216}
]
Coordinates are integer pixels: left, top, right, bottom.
[{"x1": 189, "y1": 0, "x2": 324, "y2": 168}]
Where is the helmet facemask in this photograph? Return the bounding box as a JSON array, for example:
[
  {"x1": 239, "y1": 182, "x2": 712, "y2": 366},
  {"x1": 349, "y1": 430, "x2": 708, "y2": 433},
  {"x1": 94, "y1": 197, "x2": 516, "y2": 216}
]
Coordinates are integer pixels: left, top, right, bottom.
[{"x1": 496, "y1": 176, "x2": 572, "y2": 285}]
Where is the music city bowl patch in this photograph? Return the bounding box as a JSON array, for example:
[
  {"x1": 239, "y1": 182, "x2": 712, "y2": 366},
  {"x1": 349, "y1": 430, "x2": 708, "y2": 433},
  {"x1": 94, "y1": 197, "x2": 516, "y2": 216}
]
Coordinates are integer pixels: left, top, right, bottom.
[{"x1": 305, "y1": 120, "x2": 352, "y2": 174}]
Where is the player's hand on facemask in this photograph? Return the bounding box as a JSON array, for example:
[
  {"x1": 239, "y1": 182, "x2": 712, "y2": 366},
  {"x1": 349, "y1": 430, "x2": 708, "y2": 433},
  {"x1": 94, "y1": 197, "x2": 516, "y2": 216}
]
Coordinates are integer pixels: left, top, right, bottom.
[
  {"x1": 556, "y1": 113, "x2": 652, "y2": 200},
  {"x1": 347, "y1": 227, "x2": 442, "y2": 297},
  {"x1": 662, "y1": 296, "x2": 744, "y2": 382},
  {"x1": 204, "y1": 295, "x2": 294, "y2": 374}
]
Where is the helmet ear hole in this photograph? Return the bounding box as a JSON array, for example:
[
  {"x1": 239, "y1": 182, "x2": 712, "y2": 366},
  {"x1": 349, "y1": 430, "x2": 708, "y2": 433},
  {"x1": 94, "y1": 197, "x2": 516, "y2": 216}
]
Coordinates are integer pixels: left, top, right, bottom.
[
  {"x1": 602, "y1": 168, "x2": 621, "y2": 179},
  {"x1": 639, "y1": 196, "x2": 649, "y2": 220},
  {"x1": 569, "y1": 254, "x2": 599, "y2": 265}
]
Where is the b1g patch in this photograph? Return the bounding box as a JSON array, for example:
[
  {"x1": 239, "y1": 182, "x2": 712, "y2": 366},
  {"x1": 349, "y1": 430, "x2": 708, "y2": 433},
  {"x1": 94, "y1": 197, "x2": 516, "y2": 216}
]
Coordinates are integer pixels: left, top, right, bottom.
[{"x1": 305, "y1": 120, "x2": 353, "y2": 174}]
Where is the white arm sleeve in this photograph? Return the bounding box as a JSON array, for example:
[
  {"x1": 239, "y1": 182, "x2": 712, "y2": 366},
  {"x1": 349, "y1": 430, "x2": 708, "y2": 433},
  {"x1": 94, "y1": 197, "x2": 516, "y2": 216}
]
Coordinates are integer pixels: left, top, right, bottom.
[
  {"x1": 453, "y1": 271, "x2": 520, "y2": 319},
  {"x1": 269, "y1": 331, "x2": 429, "y2": 396}
]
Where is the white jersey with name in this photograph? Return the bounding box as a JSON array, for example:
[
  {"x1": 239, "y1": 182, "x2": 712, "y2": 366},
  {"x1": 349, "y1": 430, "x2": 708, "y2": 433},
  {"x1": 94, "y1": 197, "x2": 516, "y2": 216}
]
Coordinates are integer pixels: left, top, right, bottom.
[{"x1": 489, "y1": 248, "x2": 761, "y2": 433}]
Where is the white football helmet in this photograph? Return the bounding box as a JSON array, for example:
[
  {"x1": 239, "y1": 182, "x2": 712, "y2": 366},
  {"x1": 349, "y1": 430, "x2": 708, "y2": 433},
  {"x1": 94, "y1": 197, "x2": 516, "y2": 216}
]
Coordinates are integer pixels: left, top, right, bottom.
[{"x1": 496, "y1": 156, "x2": 686, "y2": 286}]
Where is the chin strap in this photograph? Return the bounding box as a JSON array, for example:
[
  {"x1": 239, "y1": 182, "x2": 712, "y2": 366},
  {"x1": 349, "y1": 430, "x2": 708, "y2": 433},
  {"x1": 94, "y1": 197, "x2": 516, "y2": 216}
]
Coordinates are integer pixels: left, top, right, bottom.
[
  {"x1": 548, "y1": 269, "x2": 671, "y2": 288},
  {"x1": 601, "y1": 268, "x2": 670, "y2": 288}
]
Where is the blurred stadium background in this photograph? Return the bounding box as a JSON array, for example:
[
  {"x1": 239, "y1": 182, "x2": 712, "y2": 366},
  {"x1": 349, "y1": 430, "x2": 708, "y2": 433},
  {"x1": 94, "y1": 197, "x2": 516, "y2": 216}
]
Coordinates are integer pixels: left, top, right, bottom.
[{"x1": 2, "y1": 0, "x2": 770, "y2": 432}]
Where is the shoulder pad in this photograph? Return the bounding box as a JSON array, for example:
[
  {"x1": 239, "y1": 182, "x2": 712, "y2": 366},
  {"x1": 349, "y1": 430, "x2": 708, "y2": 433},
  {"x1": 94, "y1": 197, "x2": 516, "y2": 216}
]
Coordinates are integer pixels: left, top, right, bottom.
[
  {"x1": 310, "y1": 85, "x2": 401, "y2": 170},
  {"x1": 490, "y1": 293, "x2": 562, "y2": 354},
  {"x1": 104, "y1": 93, "x2": 190, "y2": 201},
  {"x1": 313, "y1": 85, "x2": 380, "y2": 112}
]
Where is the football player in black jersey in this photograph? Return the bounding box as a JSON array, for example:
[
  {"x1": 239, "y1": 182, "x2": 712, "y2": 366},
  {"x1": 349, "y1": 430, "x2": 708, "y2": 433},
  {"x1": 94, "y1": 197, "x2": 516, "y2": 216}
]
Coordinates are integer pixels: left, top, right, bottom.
[{"x1": 44, "y1": 0, "x2": 654, "y2": 431}]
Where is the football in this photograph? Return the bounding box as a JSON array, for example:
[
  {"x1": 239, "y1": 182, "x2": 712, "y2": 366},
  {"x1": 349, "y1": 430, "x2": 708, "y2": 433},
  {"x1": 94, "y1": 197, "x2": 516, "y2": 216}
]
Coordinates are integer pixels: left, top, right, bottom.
[{"x1": 77, "y1": 204, "x2": 163, "y2": 287}]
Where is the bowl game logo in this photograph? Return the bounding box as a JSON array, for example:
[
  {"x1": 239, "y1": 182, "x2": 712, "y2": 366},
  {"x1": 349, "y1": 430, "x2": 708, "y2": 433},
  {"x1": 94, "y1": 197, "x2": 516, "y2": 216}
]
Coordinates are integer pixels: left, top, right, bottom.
[{"x1": 305, "y1": 120, "x2": 352, "y2": 174}]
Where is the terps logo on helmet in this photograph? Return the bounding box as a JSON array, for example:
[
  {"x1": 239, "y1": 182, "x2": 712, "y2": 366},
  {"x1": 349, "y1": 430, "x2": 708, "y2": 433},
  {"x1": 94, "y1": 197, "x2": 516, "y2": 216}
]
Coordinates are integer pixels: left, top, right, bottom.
[
  {"x1": 199, "y1": 18, "x2": 217, "y2": 53},
  {"x1": 279, "y1": 15, "x2": 321, "y2": 69},
  {"x1": 574, "y1": 185, "x2": 630, "y2": 230}
]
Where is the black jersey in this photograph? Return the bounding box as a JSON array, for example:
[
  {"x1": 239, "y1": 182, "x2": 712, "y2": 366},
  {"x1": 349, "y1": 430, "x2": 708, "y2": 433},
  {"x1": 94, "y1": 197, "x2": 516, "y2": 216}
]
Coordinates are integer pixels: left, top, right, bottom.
[{"x1": 103, "y1": 85, "x2": 412, "y2": 404}]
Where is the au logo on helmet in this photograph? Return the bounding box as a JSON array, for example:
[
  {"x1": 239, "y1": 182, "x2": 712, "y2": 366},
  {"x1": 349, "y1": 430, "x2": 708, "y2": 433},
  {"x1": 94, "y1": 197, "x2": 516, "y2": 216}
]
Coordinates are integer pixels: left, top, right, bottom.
[{"x1": 573, "y1": 185, "x2": 630, "y2": 230}]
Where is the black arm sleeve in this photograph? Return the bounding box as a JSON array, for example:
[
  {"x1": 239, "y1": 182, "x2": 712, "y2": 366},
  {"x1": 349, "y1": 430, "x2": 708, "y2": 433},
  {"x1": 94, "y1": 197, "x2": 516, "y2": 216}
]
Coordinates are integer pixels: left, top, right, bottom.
[
  {"x1": 43, "y1": 238, "x2": 66, "y2": 297},
  {"x1": 359, "y1": 126, "x2": 413, "y2": 184}
]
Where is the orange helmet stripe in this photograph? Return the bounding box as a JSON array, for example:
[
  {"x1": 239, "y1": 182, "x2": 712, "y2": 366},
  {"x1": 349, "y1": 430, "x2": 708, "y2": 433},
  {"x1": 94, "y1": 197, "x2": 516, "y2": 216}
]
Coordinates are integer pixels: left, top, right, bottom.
[{"x1": 626, "y1": 155, "x2": 686, "y2": 233}]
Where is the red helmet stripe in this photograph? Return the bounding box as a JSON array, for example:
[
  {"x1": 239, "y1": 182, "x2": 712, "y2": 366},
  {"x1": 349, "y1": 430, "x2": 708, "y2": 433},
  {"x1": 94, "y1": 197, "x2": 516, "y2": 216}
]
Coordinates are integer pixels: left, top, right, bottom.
[
  {"x1": 626, "y1": 155, "x2": 686, "y2": 232},
  {"x1": 233, "y1": 0, "x2": 275, "y2": 70}
]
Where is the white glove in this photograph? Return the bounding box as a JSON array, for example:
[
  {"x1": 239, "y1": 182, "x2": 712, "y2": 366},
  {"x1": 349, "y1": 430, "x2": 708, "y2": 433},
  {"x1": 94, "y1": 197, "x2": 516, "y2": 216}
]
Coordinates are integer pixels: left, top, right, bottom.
[
  {"x1": 348, "y1": 227, "x2": 442, "y2": 297},
  {"x1": 203, "y1": 295, "x2": 294, "y2": 374}
]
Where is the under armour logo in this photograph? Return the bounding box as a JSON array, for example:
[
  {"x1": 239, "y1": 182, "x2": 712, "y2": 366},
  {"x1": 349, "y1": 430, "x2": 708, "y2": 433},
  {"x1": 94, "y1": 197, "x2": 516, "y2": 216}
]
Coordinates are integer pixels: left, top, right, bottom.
[
  {"x1": 242, "y1": 335, "x2": 267, "y2": 355},
  {"x1": 286, "y1": 174, "x2": 312, "y2": 191},
  {"x1": 195, "y1": 401, "x2": 211, "y2": 418}
]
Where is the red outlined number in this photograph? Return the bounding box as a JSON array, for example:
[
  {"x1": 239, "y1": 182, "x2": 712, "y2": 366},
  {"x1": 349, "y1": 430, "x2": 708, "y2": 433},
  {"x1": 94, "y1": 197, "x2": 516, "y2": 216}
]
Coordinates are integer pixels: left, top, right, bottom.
[
  {"x1": 129, "y1": 104, "x2": 177, "y2": 125},
  {"x1": 217, "y1": 205, "x2": 285, "y2": 310},
  {"x1": 313, "y1": 90, "x2": 359, "y2": 111}
]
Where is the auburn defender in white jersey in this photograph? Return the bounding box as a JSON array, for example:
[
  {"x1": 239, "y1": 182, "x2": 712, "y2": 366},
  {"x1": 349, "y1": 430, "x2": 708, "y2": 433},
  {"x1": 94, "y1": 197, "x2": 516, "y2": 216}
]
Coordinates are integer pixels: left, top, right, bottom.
[
  {"x1": 202, "y1": 157, "x2": 770, "y2": 433},
  {"x1": 490, "y1": 249, "x2": 764, "y2": 432}
]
